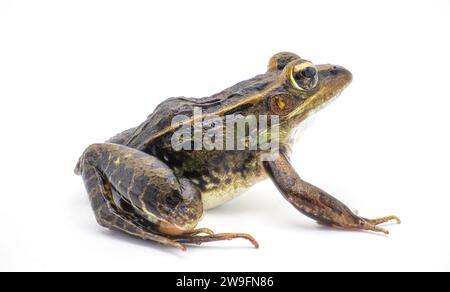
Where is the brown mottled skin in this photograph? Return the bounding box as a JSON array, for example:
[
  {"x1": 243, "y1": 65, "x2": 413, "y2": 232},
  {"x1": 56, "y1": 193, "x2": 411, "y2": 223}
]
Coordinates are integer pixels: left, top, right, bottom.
[{"x1": 75, "y1": 52, "x2": 400, "y2": 250}]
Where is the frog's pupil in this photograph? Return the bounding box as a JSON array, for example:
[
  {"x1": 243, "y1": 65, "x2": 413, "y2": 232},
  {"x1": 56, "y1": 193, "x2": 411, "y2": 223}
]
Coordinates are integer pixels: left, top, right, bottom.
[{"x1": 301, "y1": 67, "x2": 317, "y2": 78}]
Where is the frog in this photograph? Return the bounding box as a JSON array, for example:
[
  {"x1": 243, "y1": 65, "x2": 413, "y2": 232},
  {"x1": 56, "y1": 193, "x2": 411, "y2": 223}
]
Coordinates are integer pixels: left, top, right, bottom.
[{"x1": 75, "y1": 52, "x2": 400, "y2": 250}]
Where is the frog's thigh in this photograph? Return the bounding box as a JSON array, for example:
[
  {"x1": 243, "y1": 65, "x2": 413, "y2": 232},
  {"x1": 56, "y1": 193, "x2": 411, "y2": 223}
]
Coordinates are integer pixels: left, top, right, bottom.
[
  {"x1": 79, "y1": 143, "x2": 259, "y2": 249},
  {"x1": 75, "y1": 129, "x2": 137, "y2": 174},
  {"x1": 79, "y1": 143, "x2": 204, "y2": 250}
]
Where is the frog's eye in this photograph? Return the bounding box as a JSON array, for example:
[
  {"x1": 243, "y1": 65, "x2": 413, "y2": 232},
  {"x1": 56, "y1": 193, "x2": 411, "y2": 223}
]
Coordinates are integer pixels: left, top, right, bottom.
[
  {"x1": 291, "y1": 62, "x2": 319, "y2": 91},
  {"x1": 269, "y1": 94, "x2": 294, "y2": 116}
]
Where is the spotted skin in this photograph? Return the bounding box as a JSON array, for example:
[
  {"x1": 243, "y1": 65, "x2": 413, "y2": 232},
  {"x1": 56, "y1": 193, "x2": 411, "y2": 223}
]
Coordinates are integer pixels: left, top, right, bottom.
[
  {"x1": 80, "y1": 152, "x2": 186, "y2": 249},
  {"x1": 147, "y1": 137, "x2": 267, "y2": 209},
  {"x1": 76, "y1": 52, "x2": 400, "y2": 250},
  {"x1": 78, "y1": 143, "x2": 258, "y2": 249}
]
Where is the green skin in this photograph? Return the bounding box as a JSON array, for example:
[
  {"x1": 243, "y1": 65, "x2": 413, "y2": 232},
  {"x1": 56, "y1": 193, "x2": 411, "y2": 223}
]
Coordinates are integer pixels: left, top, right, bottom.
[{"x1": 75, "y1": 52, "x2": 400, "y2": 250}]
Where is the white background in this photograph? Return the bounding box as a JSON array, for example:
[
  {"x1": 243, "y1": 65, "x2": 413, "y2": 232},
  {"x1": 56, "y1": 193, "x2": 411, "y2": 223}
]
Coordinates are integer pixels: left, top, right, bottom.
[{"x1": 1, "y1": 0, "x2": 449, "y2": 272}]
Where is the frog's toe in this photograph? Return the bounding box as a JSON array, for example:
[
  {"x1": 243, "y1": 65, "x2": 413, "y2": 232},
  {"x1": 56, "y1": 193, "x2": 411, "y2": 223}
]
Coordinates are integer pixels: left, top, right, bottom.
[
  {"x1": 364, "y1": 215, "x2": 402, "y2": 226},
  {"x1": 174, "y1": 233, "x2": 260, "y2": 249},
  {"x1": 187, "y1": 228, "x2": 215, "y2": 236},
  {"x1": 176, "y1": 243, "x2": 188, "y2": 251},
  {"x1": 166, "y1": 241, "x2": 187, "y2": 251},
  {"x1": 365, "y1": 224, "x2": 390, "y2": 235}
]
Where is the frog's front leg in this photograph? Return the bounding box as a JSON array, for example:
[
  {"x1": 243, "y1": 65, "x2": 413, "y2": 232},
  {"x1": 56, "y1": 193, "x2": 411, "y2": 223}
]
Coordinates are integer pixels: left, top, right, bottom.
[
  {"x1": 77, "y1": 143, "x2": 258, "y2": 250},
  {"x1": 263, "y1": 151, "x2": 400, "y2": 234}
]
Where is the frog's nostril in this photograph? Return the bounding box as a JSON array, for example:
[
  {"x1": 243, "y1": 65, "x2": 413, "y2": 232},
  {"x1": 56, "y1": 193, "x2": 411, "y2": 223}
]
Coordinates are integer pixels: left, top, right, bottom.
[
  {"x1": 328, "y1": 65, "x2": 353, "y2": 83},
  {"x1": 330, "y1": 66, "x2": 339, "y2": 76}
]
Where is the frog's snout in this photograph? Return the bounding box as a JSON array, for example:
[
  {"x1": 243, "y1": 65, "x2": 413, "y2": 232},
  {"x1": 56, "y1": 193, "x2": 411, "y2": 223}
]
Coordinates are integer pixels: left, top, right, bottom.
[
  {"x1": 332, "y1": 65, "x2": 353, "y2": 85},
  {"x1": 318, "y1": 64, "x2": 353, "y2": 88},
  {"x1": 314, "y1": 64, "x2": 353, "y2": 102}
]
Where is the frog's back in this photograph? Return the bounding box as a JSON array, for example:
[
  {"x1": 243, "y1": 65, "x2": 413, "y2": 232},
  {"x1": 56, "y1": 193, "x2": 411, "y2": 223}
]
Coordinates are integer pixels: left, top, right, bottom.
[{"x1": 124, "y1": 72, "x2": 277, "y2": 150}]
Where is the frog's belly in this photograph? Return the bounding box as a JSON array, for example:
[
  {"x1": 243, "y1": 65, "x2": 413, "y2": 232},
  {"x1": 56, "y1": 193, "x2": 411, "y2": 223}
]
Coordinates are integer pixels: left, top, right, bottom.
[
  {"x1": 165, "y1": 149, "x2": 268, "y2": 210},
  {"x1": 197, "y1": 171, "x2": 266, "y2": 210}
]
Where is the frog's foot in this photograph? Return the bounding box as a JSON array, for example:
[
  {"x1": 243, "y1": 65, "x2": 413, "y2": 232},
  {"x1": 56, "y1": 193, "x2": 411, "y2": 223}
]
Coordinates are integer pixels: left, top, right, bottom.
[
  {"x1": 321, "y1": 214, "x2": 401, "y2": 235},
  {"x1": 174, "y1": 232, "x2": 260, "y2": 249},
  {"x1": 356, "y1": 215, "x2": 401, "y2": 235}
]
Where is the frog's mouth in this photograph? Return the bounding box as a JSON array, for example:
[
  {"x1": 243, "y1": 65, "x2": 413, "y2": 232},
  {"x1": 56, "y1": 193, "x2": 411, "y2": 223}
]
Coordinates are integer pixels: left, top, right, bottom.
[{"x1": 288, "y1": 64, "x2": 353, "y2": 121}]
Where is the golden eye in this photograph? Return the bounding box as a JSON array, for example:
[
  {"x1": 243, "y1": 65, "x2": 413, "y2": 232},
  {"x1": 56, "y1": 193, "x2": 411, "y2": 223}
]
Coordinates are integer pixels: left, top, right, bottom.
[
  {"x1": 291, "y1": 62, "x2": 319, "y2": 91},
  {"x1": 270, "y1": 95, "x2": 293, "y2": 115}
]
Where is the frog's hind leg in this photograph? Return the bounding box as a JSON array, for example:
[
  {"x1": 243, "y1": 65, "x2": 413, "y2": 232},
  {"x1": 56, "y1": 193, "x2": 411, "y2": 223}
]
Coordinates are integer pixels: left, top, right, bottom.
[
  {"x1": 78, "y1": 144, "x2": 186, "y2": 250},
  {"x1": 75, "y1": 128, "x2": 136, "y2": 175},
  {"x1": 78, "y1": 143, "x2": 257, "y2": 250}
]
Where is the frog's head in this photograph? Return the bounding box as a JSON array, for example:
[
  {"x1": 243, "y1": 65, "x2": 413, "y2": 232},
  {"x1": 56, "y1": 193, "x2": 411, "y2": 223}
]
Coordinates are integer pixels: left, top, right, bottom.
[{"x1": 264, "y1": 52, "x2": 353, "y2": 136}]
